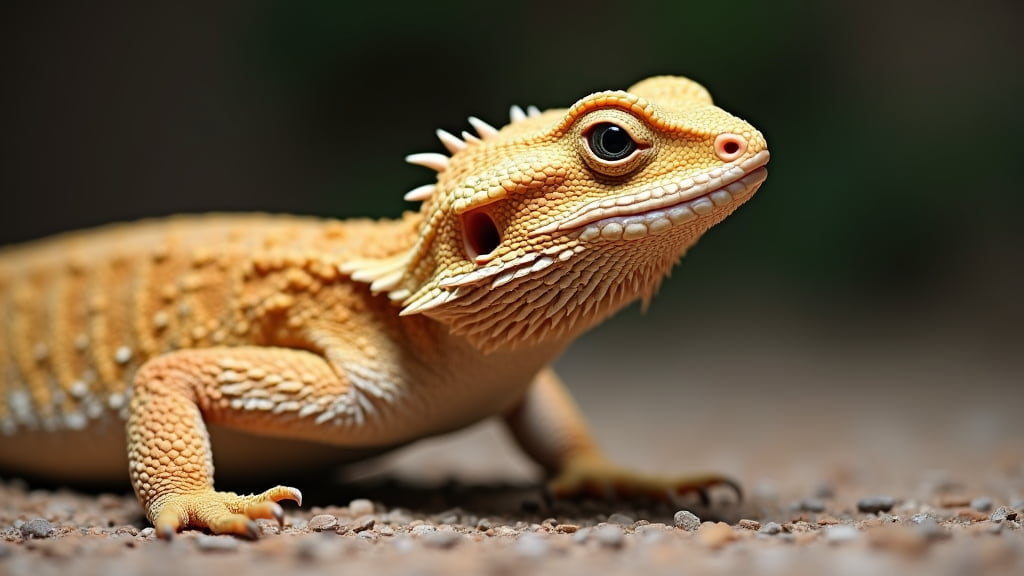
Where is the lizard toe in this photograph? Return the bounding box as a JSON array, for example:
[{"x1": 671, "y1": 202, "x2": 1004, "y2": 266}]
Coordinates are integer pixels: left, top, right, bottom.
[
  {"x1": 549, "y1": 456, "x2": 742, "y2": 507},
  {"x1": 150, "y1": 485, "x2": 302, "y2": 539}
]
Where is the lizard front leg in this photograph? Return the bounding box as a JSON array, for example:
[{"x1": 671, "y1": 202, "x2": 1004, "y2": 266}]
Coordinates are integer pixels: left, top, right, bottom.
[
  {"x1": 127, "y1": 346, "x2": 354, "y2": 538},
  {"x1": 504, "y1": 367, "x2": 740, "y2": 504}
]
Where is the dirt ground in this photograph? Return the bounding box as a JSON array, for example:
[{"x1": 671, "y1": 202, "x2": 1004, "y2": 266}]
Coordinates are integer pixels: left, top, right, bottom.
[{"x1": 2, "y1": 305, "x2": 1022, "y2": 575}]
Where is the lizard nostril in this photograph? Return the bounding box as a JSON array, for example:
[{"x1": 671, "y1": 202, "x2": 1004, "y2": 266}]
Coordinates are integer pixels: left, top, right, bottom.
[
  {"x1": 461, "y1": 208, "x2": 502, "y2": 260},
  {"x1": 714, "y1": 133, "x2": 747, "y2": 162}
]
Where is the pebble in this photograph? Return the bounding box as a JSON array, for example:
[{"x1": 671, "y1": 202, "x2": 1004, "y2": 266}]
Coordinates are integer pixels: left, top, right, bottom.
[
  {"x1": 516, "y1": 532, "x2": 550, "y2": 558},
  {"x1": 738, "y1": 519, "x2": 761, "y2": 531},
  {"x1": 911, "y1": 517, "x2": 949, "y2": 541},
  {"x1": 195, "y1": 535, "x2": 240, "y2": 552},
  {"x1": 555, "y1": 523, "x2": 579, "y2": 534},
  {"x1": 115, "y1": 525, "x2": 139, "y2": 536},
  {"x1": 634, "y1": 523, "x2": 669, "y2": 541},
  {"x1": 410, "y1": 525, "x2": 436, "y2": 536},
  {"x1": 594, "y1": 525, "x2": 625, "y2": 548},
  {"x1": 673, "y1": 510, "x2": 701, "y2": 531},
  {"x1": 421, "y1": 530, "x2": 461, "y2": 549},
  {"x1": 20, "y1": 518, "x2": 54, "y2": 539},
  {"x1": 606, "y1": 513, "x2": 634, "y2": 526},
  {"x1": 868, "y1": 526, "x2": 929, "y2": 556},
  {"x1": 824, "y1": 524, "x2": 858, "y2": 544},
  {"x1": 910, "y1": 513, "x2": 937, "y2": 526},
  {"x1": 956, "y1": 508, "x2": 989, "y2": 522},
  {"x1": 759, "y1": 522, "x2": 783, "y2": 535},
  {"x1": 308, "y1": 514, "x2": 339, "y2": 532},
  {"x1": 138, "y1": 527, "x2": 156, "y2": 539},
  {"x1": 493, "y1": 526, "x2": 518, "y2": 537},
  {"x1": 358, "y1": 530, "x2": 378, "y2": 542},
  {"x1": 437, "y1": 512, "x2": 460, "y2": 525},
  {"x1": 857, "y1": 496, "x2": 895, "y2": 514},
  {"x1": 990, "y1": 506, "x2": 1018, "y2": 522},
  {"x1": 352, "y1": 517, "x2": 375, "y2": 533},
  {"x1": 348, "y1": 499, "x2": 375, "y2": 517},
  {"x1": 697, "y1": 522, "x2": 736, "y2": 549},
  {"x1": 476, "y1": 518, "x2": 491, "y2": 531},
  {"x1": 970, "y1": 497, "x2": 993, "y2": 512}
]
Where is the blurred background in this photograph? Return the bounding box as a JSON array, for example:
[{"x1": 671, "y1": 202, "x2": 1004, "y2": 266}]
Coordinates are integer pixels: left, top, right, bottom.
[{"x1": 2, "y1": 1, "x2": 1021, "y2": 497}]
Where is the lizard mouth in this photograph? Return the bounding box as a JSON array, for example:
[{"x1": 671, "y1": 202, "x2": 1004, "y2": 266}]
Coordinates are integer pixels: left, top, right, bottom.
[{"x1": 530, "y1": 150, "x2": 770, "y2": 240}]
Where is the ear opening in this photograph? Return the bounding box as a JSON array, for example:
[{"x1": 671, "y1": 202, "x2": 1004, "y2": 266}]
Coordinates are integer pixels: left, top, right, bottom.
[{"x1": 461, "y1": 207, "x2": 502, "y2": 260}]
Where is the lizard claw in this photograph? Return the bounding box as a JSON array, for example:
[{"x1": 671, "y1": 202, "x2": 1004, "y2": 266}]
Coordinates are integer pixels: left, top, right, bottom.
[
  {"x1": 151, "y1": 485, "x2": 302, "y2": 539},
  {"x1": 548, "y1": 455, "x2": 741, "y2": 507}
]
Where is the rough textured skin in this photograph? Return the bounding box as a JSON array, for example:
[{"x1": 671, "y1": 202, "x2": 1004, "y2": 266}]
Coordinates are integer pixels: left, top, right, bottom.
[{"x1": 0, "y1": 76, "x2": 769, "y2": 537}]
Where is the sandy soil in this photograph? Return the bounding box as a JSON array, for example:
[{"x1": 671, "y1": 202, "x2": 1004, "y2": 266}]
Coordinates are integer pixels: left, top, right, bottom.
[{"x1": 2, "y1": 306, "x2": 1022, "y2": 575}]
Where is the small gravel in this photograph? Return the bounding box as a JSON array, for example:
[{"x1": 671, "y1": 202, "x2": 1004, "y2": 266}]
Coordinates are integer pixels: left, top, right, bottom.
[
  {"x1": 594, "y1": 524, "x2": 625, "y2": 548},
  {"x1": 759, "y1": 521, "x2": 783, "y2": 535},
  {"x1": 421, "y1": 530, "x2": 461, "y2": 549},
  {"x1": 410, "y1": 525, "x2": 436, "y2": 536},
  {"x1": 348, "y1": 498, "x2": 375, "y2": 517},
  {"x1": 606, "y1": 513, "x2": 634, "y2": 526},
  {"x1": 989, "y1": 506, "x2": 1018, "y2": 522},
  {"x1": 911, "y1": 517, "x2": 948, "y2": 541},
  {"x1": 857, "y1": 496, "x2": 896, "y2": 514},
  {"x1": 307, "y1": 514, "x2": 338, "y2": 532},
  {"x1": 697, "y1": 522, "x2": 735, "y2": 549},
  {"x1": 970, "y1": 497, "x2": 993, "y2": 512},
  {"x1": 352, "y1": 517, "x2": 375, "y2": 533},
  {"x1": 673, "y1": 510, "x2": 701, "y2": 531},
  {"x1": 634, "y1": 523, "x2": 669, "y2": 538},
  {"x1": 19, "y1": 518, "x2": 54, "y2": 539},
  {"x1": 516, "y1": 532, "x2": 550, "y2": 558},
  {"x1": 910, "y1": 513, "x2": 938, "y2": 525},
  {"x1": 572, "y1": 527, "x2": 591, "y2": 544},
  {"x1": 738, "y1": 519, "x2": 760, "y2": 531},
  {"x1": 195, "y1": 535, "x2": 241, "y2": 552},
  {"x1": 824, "y1": 524, "x2": 858, "y2": 544}
]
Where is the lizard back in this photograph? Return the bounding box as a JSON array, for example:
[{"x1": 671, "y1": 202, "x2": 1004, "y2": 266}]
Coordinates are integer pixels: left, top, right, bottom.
[{"x1": 0, "y1": 213, "x2": 419, "y2": 436}]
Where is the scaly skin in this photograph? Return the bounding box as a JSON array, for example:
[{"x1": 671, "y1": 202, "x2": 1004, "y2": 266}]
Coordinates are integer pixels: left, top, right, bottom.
[{"x1": 0, "y1": 76, "x2": 769, "y2": 537}]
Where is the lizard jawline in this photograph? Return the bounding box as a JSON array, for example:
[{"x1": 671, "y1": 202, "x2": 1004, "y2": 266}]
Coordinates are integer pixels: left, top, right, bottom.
[
  {"x1": 574, "y1": 166, "x2": 768, "y2": 242},
  {"x1": 533, "y1": 150, "x2": 770, "y2": 240}
]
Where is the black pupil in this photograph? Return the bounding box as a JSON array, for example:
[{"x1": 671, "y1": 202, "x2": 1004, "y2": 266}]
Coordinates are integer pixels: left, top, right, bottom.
[{"x1": 590, "y1": 123, "x2": 636, "y2": 161}]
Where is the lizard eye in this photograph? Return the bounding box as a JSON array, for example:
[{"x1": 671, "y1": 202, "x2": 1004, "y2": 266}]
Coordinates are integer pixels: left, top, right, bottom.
[{"x1": 587, "y1": 123, "x2": 638, "y2": 161}]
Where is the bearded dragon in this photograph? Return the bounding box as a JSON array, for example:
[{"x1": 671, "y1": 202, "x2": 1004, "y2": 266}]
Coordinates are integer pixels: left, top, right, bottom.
[{"x1": 0, "y1": 76, "x2": 769, "y2": 538}]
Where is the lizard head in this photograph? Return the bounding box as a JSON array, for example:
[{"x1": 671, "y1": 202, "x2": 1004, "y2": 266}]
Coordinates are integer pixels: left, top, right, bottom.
[{"x1": 343, "y1": 76, "x2": 769, "y2": 352}]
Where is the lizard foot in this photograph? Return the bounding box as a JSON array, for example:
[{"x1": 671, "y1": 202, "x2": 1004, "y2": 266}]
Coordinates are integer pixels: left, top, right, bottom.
[
  {"x1": 151, "y1": 485, "x2": 302, "y2": 539},
  {"x1": 548, "y1": 455, "x2": 741, "y2": 506}
]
